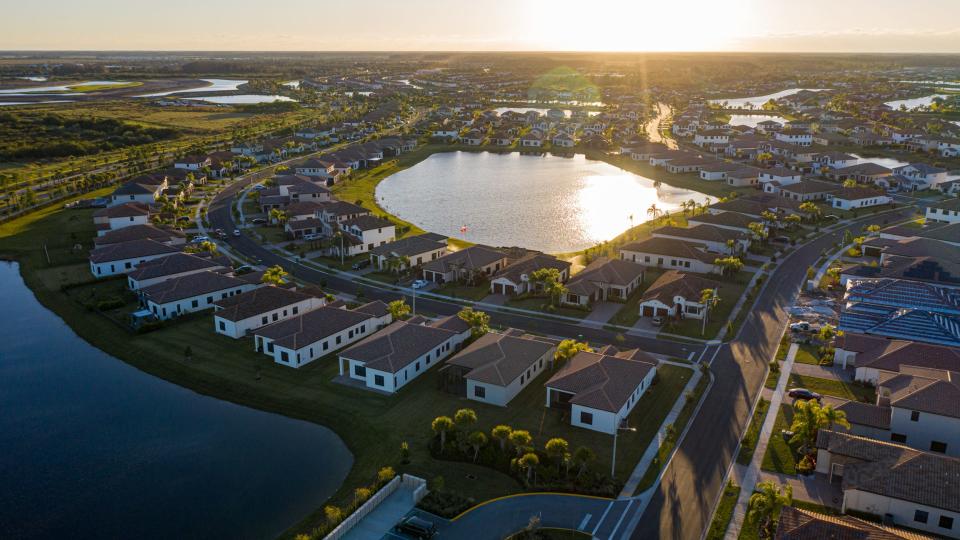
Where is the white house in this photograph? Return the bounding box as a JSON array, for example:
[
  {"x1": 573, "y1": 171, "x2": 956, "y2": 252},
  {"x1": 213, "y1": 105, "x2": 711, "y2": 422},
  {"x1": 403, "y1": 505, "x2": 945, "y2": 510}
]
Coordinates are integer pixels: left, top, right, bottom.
[
  {"x1": 758, "y1": 167, "x2": 802, "y2": 186},
  {"x1": 369, "y1": 233, "x2": 448, "y2": 271},
  {"x1": 620, "y1": 237, "x2": 721, "y2": 274},
  {"x1": 443, "y1": 330, "x2": 556, "y2": 407},
  {"x1": 828, "y1": 187, "x2": 892, "y2": 210},
  {"x1": 637, "y1": 270, "x2": 720, "y2": 320},
  {"x1": 339, "y1": 316, "x2": 470, "y2": 393},
  {"x1": 552, "y1": 133, "x2": 575, "y2": 148},
  {"x1": 699, "y1": 162, "x2": 744, "y2": 181},
  {"x1": 141, "y1": 271, "x2": 259, "y2": 320},
  {"x1": 692, "y1": 130, "x2": 729, "y2": 148},
  {"x1": 254, "y1": 304, "x2": 386, "y2": 368},
  {"x1": 334, "y1": 215, "x2": 396, "y2": 257},
  {"x1": 893, "y1": 163, "x2": 949, "y2": 189},
  {"x1": 213, "y1": 286, "x2": 325, "y2": 339},
  {"x1": 561, "y1": 257, "x2": 645, "y2": 307},
  {"x1": 109, "y1": 176, "x2": 167, "y2": 207},
  {"x1": 422, "y1": 245, "x2": 507, "y2": 284},
  {"x1": 774, "y1": 129, "x2": 813, "y2": 146},
  {"x1": 127, "y1": 252, "x2": 228, "y2": 290},
  {"x1": 89, "y1": 239, "x2": 181, "y2": 278},
  {"x1": 174, "y1": 155, "x2": 212, "y2": 171},
  {"x1": 489, "y1": 252, "x2": 571, "y2": 296},
  {"x1": 925, "y1": 199, "x2": 960, "y2": 224},
  {"x1": 815, "y1": 430, "x2": 960, "y2": 538},
  {"x1": 545, "y1": 347, "x2": 659, "y2": 434},
  {"x1": 651, "y1": 224, "x2": 749, "y2": 255},
  {"x1": 93, "y1": 203, "x2": 150, "y2": 236}
]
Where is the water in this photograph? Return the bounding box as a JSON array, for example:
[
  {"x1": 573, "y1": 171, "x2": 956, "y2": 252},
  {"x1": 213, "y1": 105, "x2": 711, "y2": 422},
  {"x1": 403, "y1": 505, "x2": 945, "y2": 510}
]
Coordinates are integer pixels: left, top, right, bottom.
[
  {"x1": 492, "y1": 107, "x2": 600, "y2": 117},
  {"x1": 376, "y1": 152, "x2": 714, "y2": 253},
  {"x1": 0, "y1": 80, "x2": 128, "y2": 94},
  {"x1": 709, "y1": 88, "x2": 825, "y2": 109},
  {"x1": 849, "y1": 153, "x2": 909, "y2": 169},
  {"x1": 0, "y1": 262, "x2": 351, "y2": 540},
  {"x1": 727, "y1": 114, "x2": 786, "y2": 128},
  {"x1": 0, "y1": 100, "x2": 74, "y2": 106},
  {"x1": 186, "y1": 94, "x2": 295, "y2": 105},
  {"x1": 884, "y1": 94, "x2": 950, "y2": 110},
  {"x1": 283, "y1": 80, "x2": 300, "y2": 89},
  {"x1": 136, "y1": 78, "x2": 248, "y2": 98}
]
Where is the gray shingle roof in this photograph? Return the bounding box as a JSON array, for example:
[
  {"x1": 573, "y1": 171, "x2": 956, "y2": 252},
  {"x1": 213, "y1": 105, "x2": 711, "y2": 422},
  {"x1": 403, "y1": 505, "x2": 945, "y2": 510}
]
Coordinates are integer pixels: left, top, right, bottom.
[
  {"x1": 127, "y1": 253, "x2": 227, "y2": 281},
  {"x1": 141, "y1": 271, "x2": 250, "y2": 304},
  {"x1": 545, "y1": 349, "x2": 658, "y2": 412},
  {"x1": 255, "y1": 306, "x2": 375, "y2": 351},
  {"x1": 213, "y1": 286, "x2": 316, "y2": 322},
  {"x1": 340, "y1": 321, "x2": 457, "y2": 374},
  {"x1": 446, "y1": 331, "x2": 554, "y2": 386},
  {"x1": 89, "y1": 239, "x2": 180, "y2": 263}
]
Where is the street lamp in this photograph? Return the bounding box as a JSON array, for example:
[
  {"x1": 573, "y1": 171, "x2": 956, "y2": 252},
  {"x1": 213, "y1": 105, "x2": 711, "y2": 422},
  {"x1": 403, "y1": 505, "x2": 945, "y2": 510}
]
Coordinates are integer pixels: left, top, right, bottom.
[{"x1": 612, "y1": 425, "x2": 637, "y2": 478}]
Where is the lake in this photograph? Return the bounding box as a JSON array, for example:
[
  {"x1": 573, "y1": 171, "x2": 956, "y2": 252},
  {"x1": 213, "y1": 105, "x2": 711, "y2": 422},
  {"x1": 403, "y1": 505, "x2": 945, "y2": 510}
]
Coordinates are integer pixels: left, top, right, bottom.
[
  {"x1": 0, "y1": 262, "x2": 352, "y2": 540},
  {"x1": 0, "y1": 80, "x2": 128, "y2": 95},
  {"x1": 137, "y1": 78, "x2": 248, "y2": 98},
  {"x1": 493, "y1": 107, "x2": 600, "y2": 117},
  {"x1": 727, "y1": 114, "x2": 786, "y2": 128},
  {"x1": 375, "y1": 152, "x2": 714, "y2": 253},
  {"x1": 709, "y1": 88, "x2": 825, "y2": 109},
  {"x1": 884, "y1": 94, "x2": 950, "y2": 110},
  {"x1": 850, "y1": 153, "x2": 909, "y2": 169},
  {"x1": 187, "y1": 94, "x2": 295, "y2": 105}
]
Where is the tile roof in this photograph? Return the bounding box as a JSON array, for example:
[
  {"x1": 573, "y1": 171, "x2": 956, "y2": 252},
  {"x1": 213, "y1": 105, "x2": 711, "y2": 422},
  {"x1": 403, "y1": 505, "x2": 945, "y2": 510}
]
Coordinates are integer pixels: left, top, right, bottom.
[
  {"x1": 93, "y1": 202, "x2": 150, "y2": 218},
  {"x1": 255, "y1": 306, "x2": 375, "y2": 351},
  {"x1": 653, "y1": 224, "x2": 748, "y2": 244},
  {"x1": 640, "y1": 270, "x2": 721, "y2": 306},
  {"x1": 775, "y1": 506, "x2": 929, "y2": 540},
  {"x1": 446, "y1": 331, "x2": 555, "y2": 386},
  {"x1": 93, "y1": 225, "x2": 181, "y2": 246},
  {"x1": 878, "y1": 366, "x2": 960, "y2": 419},
  {"x1": 141, "y1": 271, "x2": 251, "y2": 304},
  {"x1": 340, "y1": 320, "x2": 458, "y2": 374},
  {"x1": 566, "y1": 257, "x2": 645, "y2": 296},
  {"x1": 127, "y1": 252, "x2": 227, "y2": 281},
  {"x1": 370, "y1": 234, "x2": 448, "y2": 258},
  {"x1": 687, "y1": 211, "x2": 758, "y2": 230},
  {"x1": 492, "y1": 252, "x2": 571, "y2": 285},
  {"x1": 545, "y1": 349, "x2": 658, "y2": 412},
  {"x1": 88, "y1": 239, "x2": 180, "y2": 263},
  {"x1": 422, "y1": 245, "x2": 507, "y2": 274},
  {"x1": 620, "y1": 236, "x2": 718, "y2": 264},
  {"x1": 213, "y1": 286, "x2": 317, "y2": 322}
]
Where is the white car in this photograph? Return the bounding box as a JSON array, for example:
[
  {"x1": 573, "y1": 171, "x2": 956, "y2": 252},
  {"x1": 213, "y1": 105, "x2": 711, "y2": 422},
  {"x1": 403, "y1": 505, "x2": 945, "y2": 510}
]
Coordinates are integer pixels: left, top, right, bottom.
[
  {"x1": 233, "y1": 229, "x2": 241, "y2": 237},
  {"x1": 411, "y1": 279, "x2": 429, "y2": 289}
]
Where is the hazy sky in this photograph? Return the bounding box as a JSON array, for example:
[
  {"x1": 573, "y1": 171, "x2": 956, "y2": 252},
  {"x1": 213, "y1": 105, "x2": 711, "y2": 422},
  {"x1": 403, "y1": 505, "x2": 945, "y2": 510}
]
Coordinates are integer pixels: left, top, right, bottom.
[{"x1": 2, "y1": 0, "x2": 959, "y2": 53}]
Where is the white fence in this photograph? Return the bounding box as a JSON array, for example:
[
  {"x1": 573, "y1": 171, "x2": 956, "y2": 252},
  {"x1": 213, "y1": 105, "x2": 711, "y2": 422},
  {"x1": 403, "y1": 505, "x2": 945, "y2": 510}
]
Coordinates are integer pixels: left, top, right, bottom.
[{"x1": 323, "y1": 474, "x2": 427, "y2": 540}]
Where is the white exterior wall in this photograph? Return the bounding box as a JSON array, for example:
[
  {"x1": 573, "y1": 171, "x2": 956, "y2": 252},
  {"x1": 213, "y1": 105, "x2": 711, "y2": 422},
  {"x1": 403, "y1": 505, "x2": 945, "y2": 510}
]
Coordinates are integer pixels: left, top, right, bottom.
[
  {"x1": 148, "y1": 283, "x2": 258, "y2": 320},
  {"x1": 889, "y1": 407, "x2": 960, "y2": 456},
  {"x1": 467, "y1": 350, "x2": 550, "y2": 406},
  {"x1": 831, "y1": 195, "x2": 892, "y2": 210},
  {"x1": 344, "y1": 335, "x2": 458, "y2": 393},
  {"x1": 106, "y1": 214, "x2": 149, "y2": 232},
  {"x1": 129, "y1": 266, "x2": 224, "y2": 291},
  {"x1": 700, "y1": 170, "x2": 729, "y2": 181},
  {"x1": 926, "y1": 206, "x2": 960, "y2": 224},
  {"x1": 90, "y1": 252, "x2": 175, "y2": 278},
  {"x1": 109, "y1": 192, "x2": 157, "y2": 207},
  {"x1": 620, "y1": 249, "x2": 716, "y2": 274},
  {"x1": 843, "y1": 490, "x2": 960, "y2": 538},
  {"x1": 214, "y1": 297, "x2": 324, "y2": 339},
  {"x1": 266, "y1": 318, "x2": 373, "y2": 368},
  {"x1": 568, "y1": 366, "x2": 657, "y2": 434}
]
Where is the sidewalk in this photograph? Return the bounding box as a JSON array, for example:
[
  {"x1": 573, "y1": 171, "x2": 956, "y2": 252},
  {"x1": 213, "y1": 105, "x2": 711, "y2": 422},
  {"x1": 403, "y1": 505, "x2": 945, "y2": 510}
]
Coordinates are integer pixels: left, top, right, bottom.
[{"x1": 724, "y1": 343, "x2": 798, "y2": 540}]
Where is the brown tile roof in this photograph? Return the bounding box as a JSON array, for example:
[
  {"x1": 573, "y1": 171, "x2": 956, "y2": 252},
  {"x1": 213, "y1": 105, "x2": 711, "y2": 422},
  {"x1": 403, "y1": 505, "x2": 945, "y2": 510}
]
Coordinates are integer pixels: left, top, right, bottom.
[
  {"x1": 255, "y1": 305, "x2": 375, "y2": 351},
  {"x1": 817, "y1": 430, "x2": 960, "y2": 513},
  {"x1": 446, "y1": 331, "x2": 555, "y2": 386},
  {"x1": 422, "y1": 245, "x2": 506, "y2": 274},
  {"x1": 641, "y1": 270, "x2": 720, "y2": 305},
  {"x1": 492, "y1": 252, "x2": 571, "y2": 285},
  {"x1": 213, "y1": 286, "x2": 316, "y2": 322},
  {"x1": 879, "y1": 366, "x2": 960, "y2": 419},
  {"x1": 653, "y1": 224, "x2": 747, "y2": 244},
  {"x1": 620, "y1": 237, "x2": 717, "y2": 264},
  {"x1": 339, "y1": 321, "x2": 458, "y2": 374},
  {"x1": 566, "y1": 257, "x2": 645, "y2": 296},
  {"x1": 545, "y1": 349, "x2": 658, "y2": 412},
  {"x1": 838, "y1": 333, "x2": 960, "y2": 373},
  {"x1": 687, "y1": 211, "x2": 758, "y2": 230},
  {"x1": 834, "y1": 400, "x2": 891, "y2": 430},
  {"x1": 370, "y1": 234, "x2": 447, "y2": 258},
  {"x1": 775, "y1": 506, "x2": 929, "y2": 540}
]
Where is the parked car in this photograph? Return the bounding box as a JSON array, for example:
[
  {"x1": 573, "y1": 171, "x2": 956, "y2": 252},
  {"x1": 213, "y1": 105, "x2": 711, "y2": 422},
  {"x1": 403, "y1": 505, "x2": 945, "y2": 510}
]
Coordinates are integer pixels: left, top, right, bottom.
[
  {"x1": 394, "y1": 516, "x2": 437, "y2": 539},
  {"x1": 772, "y1": 235, "x2": 790, "y2": 244},
  {"x1": 254, "y1": 184, "x2": 267, "y2": 191},
  {"x1": 190, "y1": 235, "x2": 210, "y2": 244},
  {"x1": 351, "y1": 259, "x2": 371, "y2": 271},
  {"x1": 233, "y1": 229, "x2": 241, "y2": 237},
  {"x1": 651, "y1": 316, "x2": 665, "y2": 327},
  {"x1": 790, "y1": 321, "x2": 811, "y2": 333},
  {"x1": 411, "y1": 279, "x2": 429, "y2": 289},
  {"x1": 251, "y1": 218, "x2": 267, "y2": 225},
  {"x1": 234, "y1": 265, "x2": 254, "y2": 275},
  {"x1": 787, "y1": 388, "x2": 822, "y2": 401}
]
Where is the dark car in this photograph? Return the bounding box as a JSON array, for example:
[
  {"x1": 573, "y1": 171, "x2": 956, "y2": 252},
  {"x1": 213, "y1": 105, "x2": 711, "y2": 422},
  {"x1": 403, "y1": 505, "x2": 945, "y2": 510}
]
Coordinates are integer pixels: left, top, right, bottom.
[
  {"x1": 351, "y1": 259, "x2": 371, "y2": 271},
  {"x1": 787, "y1": 388, "x2": 822, "y2": 401},
  {"x1": 394, "y1": 516, "x2": 437, "y2": 539},
  {"x1": 771, "y1": 235, "x2": 790, "y2": 244}
]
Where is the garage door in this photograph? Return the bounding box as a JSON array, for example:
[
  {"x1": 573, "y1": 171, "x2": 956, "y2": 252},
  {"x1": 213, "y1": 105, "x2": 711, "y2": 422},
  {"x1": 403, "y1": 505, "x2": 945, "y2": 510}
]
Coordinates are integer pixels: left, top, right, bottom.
[
  {"x1": 655, "y1": 307, "x2": 669, "y2": 317},
  {"x1": 642, "y1": 305, "x2": 655, "y2": 317}
]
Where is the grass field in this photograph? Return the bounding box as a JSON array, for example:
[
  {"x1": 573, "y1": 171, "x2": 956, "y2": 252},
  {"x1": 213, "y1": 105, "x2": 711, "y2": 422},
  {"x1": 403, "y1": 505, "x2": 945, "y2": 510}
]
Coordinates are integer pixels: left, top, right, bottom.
[
  {"x1": 505, "y1": 296, "x2": 590, "y2": 320},
  {"x1": 737, "y1": 398, "x2": 770, "y2": 465},
  {"x1": 0, "y1": 198, "x2": 695, "y2": 539},
  {"x1": 760, "y1": 405, "x2": 797, "y2": 475}
]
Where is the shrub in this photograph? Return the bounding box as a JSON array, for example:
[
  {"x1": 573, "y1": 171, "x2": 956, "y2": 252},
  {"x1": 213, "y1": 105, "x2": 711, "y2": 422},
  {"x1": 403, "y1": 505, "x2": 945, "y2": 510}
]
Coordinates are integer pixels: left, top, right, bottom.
[{"x1": 96, "y1": 297, "x2": 125, "y2": 311}]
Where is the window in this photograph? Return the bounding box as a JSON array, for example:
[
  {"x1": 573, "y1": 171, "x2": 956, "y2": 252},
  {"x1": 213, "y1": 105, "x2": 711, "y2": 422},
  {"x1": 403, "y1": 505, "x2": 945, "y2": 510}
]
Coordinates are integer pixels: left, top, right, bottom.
[
  {"x1": 354, "y1": 364, "x2": 366, "y2": 377},
  {"x1": 940, "y1": 516, "x2": 954, "y2": 530},
  {"x1": 910, "y1": 410, "x2": 920, "y2": 421},
  {"x1": 415, "y1": 362, "x2": 420, "y2": 372},
  {"x1": 891, "y1": 433, "x2": 907, "y2": 443},
  {"x1": 336, "y1": 335, "x2": 342, "y2": 345},
  {"x1": 931, "y1": 441, "x2": 948, "y2": 453},
  {"x1": 520, "y1": 374, "x2": 525, "y2": 384},
  {"x1": 474, "y1": 385, "x2": 485, "y2": 398},
  {"x1": 218, "y1": 321, "x2": 226, "y2": 331},
  {"x1": 579, "y1": 411, "x2": 593, "y2": 425},
  {"x1": 915, "y1": 510, "x2": 929, "y2": 524},
  {"x1": 191, "y1": 299, "x2": 199, "y2": 308},
  {"x1": 292, "y1": 306, "x2": 298, "y2": 315},
  {"x1": 261, "y1": 316, "x2": 268, "y2": 325},
  {"x1": 280, "y1": 351, "x2": 289, "y2": 362},
  {"x1": 206, "y1": 296, "x2": 213, "y2": 304},
  {"x1": 374, "y1": 374, "x2": 384, "y2": 386},
  {"x1": 322, "y1": 341, "x2": 329, "y2": 351},
  {"x1": 272, "y1": 313, "x2": 279, "y2": 321}
]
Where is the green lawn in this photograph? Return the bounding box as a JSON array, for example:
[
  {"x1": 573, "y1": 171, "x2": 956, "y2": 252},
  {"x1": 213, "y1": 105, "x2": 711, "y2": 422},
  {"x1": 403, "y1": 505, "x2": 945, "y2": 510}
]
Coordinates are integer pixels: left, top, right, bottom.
[
  {"x1": 706, "y1": 482, "x2": 741, "y2": 540},
  {"x1": 434, "y1": 281, "x2": 491, "y2": 301},
  {"x1": 787, "y1": 373, "x2": 875, "y2": 403},
  {"x1": 668, "y1": 274, "x2": 749, "y2": 340},
  {"x1": 251, "y1": 225, "x2": 287, "y2": 244},
  {"x1": 606, "y1": 268, "x2": 666, "y2": 328},
  {"x1": 505, "y1": 296, "x2": 589, "y2": 320},
  {"x1": 793, "y1": 343, "x2": 820, "y2": 365},
  {"x1": 0, "y1": 201, "x2": 697, "y2": 539},
  {"x1": 760, "y1": 405, "x2": 798, "y2": 475},
  {"x1": 737, "y1": 398, "x2": 771, "y2": 466}
]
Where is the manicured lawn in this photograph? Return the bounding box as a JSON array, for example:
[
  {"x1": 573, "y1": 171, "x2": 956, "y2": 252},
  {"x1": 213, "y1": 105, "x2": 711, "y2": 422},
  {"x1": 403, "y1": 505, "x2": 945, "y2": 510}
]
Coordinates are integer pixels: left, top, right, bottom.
[
  {"x1": 706, "y1": 482, "x2": 741, "y2": 540},
  {"x1": 607, "y1": 267, "x2": 666, "y2": 328},
  {"x1": 251, "y1": 225, "x2": 287, "y2": 244},
  {"x1": 669, "y1": 275, "x2": 749, "y2": 340},
  {"x1": 793, "y1": 343, "x2": 820, "y2": 365},
  {"x1": 505, "y1": 296, "x2": 589, "y2": 320},
  {"x1": 760, "y1": 405, "x2": 798, "y2": 475},
  {"x1": 434, "y1": 281, "x2": 491, "y2": 301},
  {"x1": 737, "y1": 398, "x2": 771, "y2": 466},
  {"x1": 787, "y1": 373, "x2": 875, "y2": 403}
]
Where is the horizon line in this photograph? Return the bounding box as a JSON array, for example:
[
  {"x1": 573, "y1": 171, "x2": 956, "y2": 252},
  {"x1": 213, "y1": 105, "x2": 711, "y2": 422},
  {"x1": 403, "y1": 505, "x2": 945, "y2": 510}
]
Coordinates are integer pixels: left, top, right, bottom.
[{"x1": 2, "y1": 49, "x2": 960, "y2": 55}]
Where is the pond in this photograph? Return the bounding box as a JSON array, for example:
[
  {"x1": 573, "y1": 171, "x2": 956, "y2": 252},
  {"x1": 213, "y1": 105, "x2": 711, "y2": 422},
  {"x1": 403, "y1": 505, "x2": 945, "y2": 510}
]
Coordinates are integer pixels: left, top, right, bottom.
[
  {"x1": 884, "y1": 94, "x2": 950, "y2": 110},
  {"x1": 375, "y1": 152, "x2": 715, "y2": 253},
  {"x1": 850, "y1": 153, "x2": 909, "y2": 169},
  {"x1": 0, "y1": 80, "x2": 128, "y2": 95},
  {"x1": 709, "y1": 88, "x2": 825, "y2": 109},
  {"x1": 0, "y1": 262, "x2": 352, "y2": 540},
  {"x1": 136, "y1": 78, "x2": 248, "y2": 98},
  {"x1": 187, "y1": 94, "x2": 295, "y2": 105},
  {"x1": 726, "y1": 114, "x2": 786, "y2": 128}
]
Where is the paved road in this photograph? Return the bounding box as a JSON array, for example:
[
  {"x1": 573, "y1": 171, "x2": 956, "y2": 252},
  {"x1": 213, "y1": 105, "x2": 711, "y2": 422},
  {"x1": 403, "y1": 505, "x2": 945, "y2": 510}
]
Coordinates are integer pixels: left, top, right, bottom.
[
  {"x1": 625, "y1": 207, "x2": 915, "y2": 540},
  {"x1": 206, "y1": 175, "x2": 698, "y2": 359}
]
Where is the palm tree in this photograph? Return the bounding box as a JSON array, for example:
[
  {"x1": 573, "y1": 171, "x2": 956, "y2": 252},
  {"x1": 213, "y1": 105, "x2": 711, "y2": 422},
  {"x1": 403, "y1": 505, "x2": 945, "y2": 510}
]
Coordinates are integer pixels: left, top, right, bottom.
[
  {"x1": 509, "y1": 430, "x2": 533, "y2": 457},
  {"x1": 432, "y1": 416, "x2": 454, "y2": 453},
  {"x1": 519, "y1": 452, "x2": 539, "y2": 482},
  {"x1": 491, "y1": 425, "x2": 512, "y2": 452},
  {"x1": 554, "y1": 339, "x2": 591, "y2": 368},
  {"x1": 268, "y1": 208, "x2": 287, "y2": 226},
  {"x1": 700, "y1": 288, "x2": 720, "y2": 336},
  {"x1": 545, "y1": 438, "x2": 569, "y2": 473},
  {"x1": 468, "y1": 431, "x2": 487, "y2": 462},
  {"x1": 573, "y1": 446, "x2": 596, "y2": 477},
  {"x1": 261, "y1": 265, "x2": 288, "y2": 286},
  {"x1": 454, "y1": 408, "x2": 478, "y2": 433},
  {"x1": 647, "y1": 203, "x2": 661, "y2": 219},
  {"x1": 748, "y1": 481, "x2": 792, "y2": 539},
  {"x1": 388, "y1": 299, "x2": 411, "y2": 320}
]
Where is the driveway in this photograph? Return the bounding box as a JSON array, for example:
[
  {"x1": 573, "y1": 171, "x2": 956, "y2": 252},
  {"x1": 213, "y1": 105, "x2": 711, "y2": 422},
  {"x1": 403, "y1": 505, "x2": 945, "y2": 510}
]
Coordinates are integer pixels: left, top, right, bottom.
[
  {"x1": 343, "y1": 484, "x2": 421, "y2": 540},
  {"x1": 579, "y1": 302, "x2": 622, "y2": 328}
]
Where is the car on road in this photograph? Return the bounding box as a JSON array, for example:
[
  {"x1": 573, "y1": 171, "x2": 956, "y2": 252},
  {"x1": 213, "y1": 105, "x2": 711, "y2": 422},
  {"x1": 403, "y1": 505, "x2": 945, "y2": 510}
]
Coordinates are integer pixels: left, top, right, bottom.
[
  {"x1": 351, "y1": 259, "x2": 371, "y2": 270},
  {"x1": 411, "y1": 279, "x2": 429, "y2": 289},
  {"x1": 394, "y1": 516, "x2": 437, "y2": 539},
  {"x1": 787, "y1": 388, "x2": 822, "y2": 401},
  {"x1": 233, "y1": 229, "x2": 241, "y2": 237},
  {"x1": 254, "y1": 184, "x2": 267, "y2": 191},
  {"x1": 651, "y1": 316, "x2": 665, "y2": 327}
]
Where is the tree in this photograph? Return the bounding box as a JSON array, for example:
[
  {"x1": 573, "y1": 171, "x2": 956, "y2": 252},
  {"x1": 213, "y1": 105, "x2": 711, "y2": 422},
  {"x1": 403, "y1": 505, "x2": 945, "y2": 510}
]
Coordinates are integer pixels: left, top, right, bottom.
[
  {"x1": 388, "y1": 299, "x2": 411, "y2": 320},
  {"x1": 454, "y1": 408, "x2": 478, "y2": 432},
  {"x1": 784, "y1": 214, "x2": 802, "y2": 229},
  {"x1": 799, "y1": 201, "x2": 821, "y2": 221},
  {"x1": 184, "y1": 240, "x2": 218, "y2": 256},
  {"x1": 817, "y1": 324, "x2": 836, "y2": 342},
  {"x1": 554, "y1": 339, "x2": 591, "y2": 367},
  {"x1": 789, "y1": 399, "x2": 850, "y2": 453},
  {"x1": 748, "y1": 222, "x2": 769, "y2": 243},
  {"x1": 748, "y1": 481, "x2": 792, "y2": 539},
  {"x1": 545, "y1": 438, "x2": 569, "y2": 472},
  {"x1": 509, "y1": 430, "x2": 533, "y2": 457},
  {"x1": 468, "y1": 431, "x2": 487, "y2": 462},
  {"x1": 261, "y1": 265, "x2": 288, "y2": 286},
  {"x1": 324, "y1": 505, "x2": 343, "y2": 526},
  {"x1": 865, "y1": 224, "x2": 880, "y2": 235},
  {"x1": 700, "y1": 288, "x2": 721, "y2": 336},
  {"x1": 530, "y1": 267, "x2": 567, "y2": 307},
  {"x1": 646, "y1": 203, "x2": 661, "y2": 219},
  {"x1": 573, "y1": 446, "x2": 596, "y2": 477},
  {"x1": 519, "y1": 452, "x2": 540, "y2": 482},
  {"x1": 492, "y1": 425, "x2": 513, "y2": 452},
  {"x1": 821, "y1": 403, "x2": 852, "y2": 431},
  {"x1": 457, "y1": 307, "x2": 490, "y2": 339},
  {"x1": 714, "y1": 256, "x2": 744, "y2": 276},
  {"x1": 354, "y1": 487, "x2": 372, "y2": 505},
  {"x1": 268, "y1": 207, "x2": 288, "y2": 226},
  {"x1": 843, "y1": 179, "x2": 858, "y2": 188},
  {"x1": 432, "y1": 416, "x2": 454, "y2": 452}
]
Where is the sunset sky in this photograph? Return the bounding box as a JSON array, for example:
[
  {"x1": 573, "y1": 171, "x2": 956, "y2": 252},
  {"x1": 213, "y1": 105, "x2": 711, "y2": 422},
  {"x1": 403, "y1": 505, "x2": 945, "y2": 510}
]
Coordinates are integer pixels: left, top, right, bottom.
[{"x1": 2, "y1": 0, "x2": 959, "y2": 53}]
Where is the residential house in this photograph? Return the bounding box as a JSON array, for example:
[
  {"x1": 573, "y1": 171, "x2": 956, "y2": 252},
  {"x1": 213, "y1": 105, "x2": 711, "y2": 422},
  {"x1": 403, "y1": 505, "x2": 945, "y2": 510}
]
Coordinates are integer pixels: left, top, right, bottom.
[
  {"x1": 893, "y1": 163, "x2": 949, "y2": 189},
  {"x1": 838, "y1": 278, "x2": 960, "y2": 347},
  {"x1": 93, "y1": 203, "x2": 150, "y2": 236},
  {"x1": 214, "y1": 286, "x2": 325, "y2": 339},
  {"x1": 545, "y1": 347, "x2": 659, "y2": 434},
  {"x1": 552, "y1": 132, "x2": 575, "y2": 148},
  {"x1": 637, "y1": 270, "x2": 721, "y2": 320},
  {"x1": 758, "y1": 167, "x2": 803, "y2": 187},
  {"x1": 443, "y1": 330, "x2": 556, "y2": 406},
  {"x1": 651, "y1": 224, "x2": 750, "y2": 254},
  {"x1": 687, "y1": 211, "x2": 759, "y2": 234},
  {"x1": 174, "y1": 155, "x2": 211, "y2": 171},
  {"x1": 776, "y1": 179, "x2": 842, "y2": 202},
  {"x1": 692, "y1": 130, "x2": 729, "y2": 148},
  {"x1": 562, "y1": 257, "x2": 645, "y2": 307},
  {"x1": 829, "y1": 163, "x2": 892, "y2": 184},
  {"x1": 926, "y1": 199, "x2": 960, "y2": 225},
  {"x1": 421, "y1": 245, "x2": 508, "y2": 284},
  {"x1": 828, "y1": 187, "x2": 892, "y2": 210},
  {"x1": 620, "y1": 237, "x2": 721, "y2": 274},
  {"x1": 489, "y1": 252, "x2": 571, "y2": 296},
  {"x1": 141, "y1": 271, "x2": 259, "y2": 320},
  {"x1": 89, "y1": 239, "x2": 181, "y2": 278},
  {"x1": 331, "y1": 215, "x2": 396, "y2": 257},
  {"x1": 127, "y1": 252, "x2": 228, "y2": 290},
  {"x1": 774, "y1": 129, "x2": 813, "y2": 146},
  {"x1": 699, "y1": 162, "x2": 745, "y2": 181},
  {"x1": 109, "y1": 176, "x2": 168, "y2": 207},
  {"x1": 774, "y1": 505, "x2": 930, "y2": 540},
  {"x1": 94, "y1": 224, "x2": 184, "y2": 247},
  {"x1": 369, "y1": 233, "x2": 449, "y2": 271}
]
